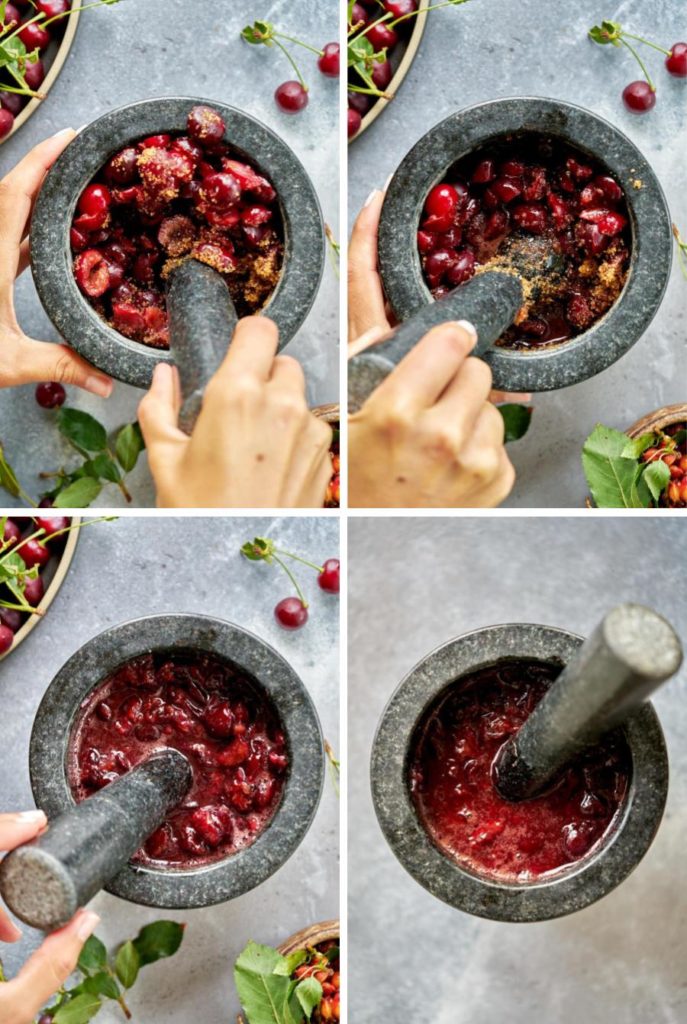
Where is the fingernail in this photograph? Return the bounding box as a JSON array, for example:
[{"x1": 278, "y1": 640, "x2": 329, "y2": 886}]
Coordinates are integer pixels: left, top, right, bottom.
[
  {"x1": 363, "y1": 189, "x2": 378, "y2": 208},
  {"x1": 76, "y1": 910, "x2": 100, "y2": 941},
  {"x1": 455, "y1": 319, "x2": 478, "y2": 344},
  {"x1": 383, "y1": 174, "x2": 393, "y2": 192},
  {"x1": 76, "y1": 124, "x2": 88, "y2": 133},
  {"x1": 16, "y1": 810, "x2": 47, "y2": 824},
  {"x1": 51, "y1": 127, "x2": 74, "y2": 139},
  {"x1": 5, "y1": 919, "x2": 22, "y2": 942},
  {"x1": 85, "y1": 375, "x2": 113, "y2": 398}
]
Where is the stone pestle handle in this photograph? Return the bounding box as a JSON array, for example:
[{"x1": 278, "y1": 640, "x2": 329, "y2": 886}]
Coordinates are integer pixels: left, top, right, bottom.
[
  {"x1": 494, "y1": 604, "x2": 683, "y2": 802},
  {"x1": 0, "y1": 750, "x2": 192, "y2": 932},
  {"x1": 347, "y1": 271, "x2": 523, "y2": 411},
  {"x1": 166, "y1": 259, "x2": 239, "y2": 434}
]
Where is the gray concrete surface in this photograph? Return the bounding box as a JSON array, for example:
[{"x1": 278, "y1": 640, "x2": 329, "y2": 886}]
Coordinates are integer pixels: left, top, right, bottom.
[
  {"x1": 0, "y1": 0, "x2": 339, "y2": 507},
  {"x1": 349, "y1": 517, "x2": 687, "y2": 1022},
  {"x1": 349, "y1": 0, "x2": 687, "y2": 508},
  {"x1": 0, "y1": 515, "x2": 339, "y2": 1022}
]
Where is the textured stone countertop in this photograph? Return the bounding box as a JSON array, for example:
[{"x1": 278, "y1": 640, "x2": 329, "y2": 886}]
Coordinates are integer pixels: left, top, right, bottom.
[
  {"x1": 348, "y1": 0, "x2": 686, "y2": 508},
  {"x1": 0, "y1": 0, "x2": 339, "y2": 508},
  {"x1": 0, "y1": 516, "x2": 340, "y2": 1022},
  {"x1": 348, "y1": 516, "x2": 687, "y2": 1022}
]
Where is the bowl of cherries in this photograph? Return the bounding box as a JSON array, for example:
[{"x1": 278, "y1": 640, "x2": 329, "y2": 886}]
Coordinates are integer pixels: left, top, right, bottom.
[
  {"x1": 29, "y1": 613, "x2": 325, "y2": 908},
  {"x1": 0, "y1": 514, "x2": 78, "y2": 660},
  {"x1": 378, "y1": 97, "x2": 673, "y2": 392},
  {"x1": 30, "y1": 97, "x2": 325, "y2": 388}
]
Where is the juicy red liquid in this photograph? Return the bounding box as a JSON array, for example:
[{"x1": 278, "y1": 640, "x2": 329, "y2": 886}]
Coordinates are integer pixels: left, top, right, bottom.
[
  {"x1": 409, "y1": 661, "x2": 631, "y2": 881},
  {"x1": 68, "y1": 651, "x2": 288, "y2": 868},
  {"x1": 418, "y1": 134, "x2": 631, "y2": 350}
]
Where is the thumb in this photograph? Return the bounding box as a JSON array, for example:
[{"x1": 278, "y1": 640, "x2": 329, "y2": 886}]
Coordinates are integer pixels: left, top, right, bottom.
[
  {"x1": 16, "y1": 339, "x2": 112, "y2": 397},
  {"x1": 138, "y1": 363, "x2": 187, "y2": 447},
  {"x1": 0, "y1": 909, "x2": 99, "y2": 1024}
]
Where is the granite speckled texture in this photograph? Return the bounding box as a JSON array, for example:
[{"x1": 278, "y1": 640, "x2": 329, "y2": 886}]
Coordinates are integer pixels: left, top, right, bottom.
[
  {"x1": 0, "y1": 516, "x2": 339, "y2": 1023},
  {"x1": 29, "y1": 613, "x2": 325, "y2": 911},
  {"x1": 349, "y1": 517, "x2": 687, "y2": 1021},
  {"x1": 1, "y1": 750, "x2": 192, "y2": 931},
  {"x1": 31, "y1": 97, "x2": 325, "y2": 389},
  {"x1": 349, "y1": 0, "x2": 687, "y2": 506},
  {"x1": 377, "y1": 98, "x2": 672, "y2": 392},
  {"x1": 371, "y1": 622, "x2": 669, "y2": 922},
  {"x1": 0, "y1": 0, "x2": 338, "y2": 507}
]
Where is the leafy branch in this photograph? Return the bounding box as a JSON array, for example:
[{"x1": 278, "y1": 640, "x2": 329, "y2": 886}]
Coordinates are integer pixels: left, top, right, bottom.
[
  {"x1": 30, "y1": 921, "x2": 185, "y2": 1023},
  {"x1": 581, "y1": 423, "x2": 684, "y2": 508},
  {"x1": 235, "y1": 940, "x2": 339, "y2": 1024},
  {"x1": 0, "y1": 408, "x2": 146, "y2": 508}
]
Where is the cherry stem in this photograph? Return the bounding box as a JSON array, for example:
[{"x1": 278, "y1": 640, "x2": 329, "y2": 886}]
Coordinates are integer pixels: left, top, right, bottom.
[
  {"x1": 273, "y1": 547, "x2": 324, "y2": 574},
  {"x1": 618, "y1": 37, "x2": 655, "y2": 90},
  {"x1": 272, "y1": 30, "x2": 323, "y2": 58},
  {"x1": 116, "y1": 993, "x2": 133, "y2": 1020},
  {"x1": 673, "y1": 225, "x2": 687, "y2": 280},
  {"x1": 271, "y1": 37, "x2": 308, "y2": 90},
  {"x1": 271, "y1": 554, "x2": 309, "y2": 608},
  {"x1": 622, "y1": 31, "x2": 671, "y2": 57}
]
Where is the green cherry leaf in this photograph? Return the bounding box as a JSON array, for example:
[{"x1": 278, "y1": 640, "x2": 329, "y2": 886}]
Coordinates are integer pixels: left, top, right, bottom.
[
  {"x1": 89, "y1": 453, "x2": 122, "y2": 484},
  {"x1": 0, "y1": 442, "x2": 21, "y2": 498},
  {"x1": 294, "y1": 977, "x2": 323, "y2": 1020},
  {"x1": 80, "y1": 971, "x2": 121, "y2": 1001},
  {"x1": 115, "y1": 940, "x2": 140, "y2": 989},
  {"x1": 115, "y1": 422, "x2": 145, "y2": 473},
  {"x1": 77, "y1": 935, "x2": 107, "y2": 975},
  {"x1": 498, "y1": 403, "x2": 533, "y2": 443},
  {"x1": 52, "y1": 993, "x2": 102, "y2": 1024},
  {"x1": 643, "y1": 459, "x2": 671, "y2": 505},
  {"x1": 273, "y1": 949, "x2": 308, "y2": 976},
  {"x1": 53, "y1": 477, "x2": 102, "y2": 508},
  {"x1": 581, "y1": 424, "x2": 648, "y2": 508},
  {"x1": 133, "y1": 920, "x2": 185, "y2": 966},
  {"x1": 57, "y1": 408, "x2": 108, "y2": 453},
  {"x1": 621, "y1": 433, "x2": 656, "y2": 460}
]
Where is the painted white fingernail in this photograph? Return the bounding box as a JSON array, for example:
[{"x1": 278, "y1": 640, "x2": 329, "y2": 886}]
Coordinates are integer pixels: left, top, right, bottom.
[
  {"x1": 51, "y1": 127, "x2": 75, "y2": 139},
  {"x1": 363, "y1": 189, "x2": 378, "y2": 208},
  {"x1": 77, "y1": 124, "x2": 88, "y2": 133},
  {"x1": 85, "y1": 376, "x2": 113, "y2": 398},
  {"x1": 455, "y1": 319, "x2": 478, "y2": 343},
  {"x1": 76, "y1": 910, "x2": 100, "y2": 941},
  {"x1": 16, "y1": 810, "x2": 47, "y2": 824},
  {"x1": 383, "y1": 174, "x2": 393, "y2": 192}
]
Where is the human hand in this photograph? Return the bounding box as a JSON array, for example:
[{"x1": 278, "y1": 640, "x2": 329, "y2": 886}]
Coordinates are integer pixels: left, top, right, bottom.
[
  {"x1": 349, "y1": 321, "x2": 515, "y2": 508},
  {"x1": 0, "y1": 810, "x2": 100, "y2": 1024},
  {"x1": 0, "y1": 131, "x2": 112, "y2": 397},
  {"x1": 138, "y1": 316, "x2": 333, "y2": 508},
  {"x1": 348, "y1": 187, "x2": 530, "y2": 405}
]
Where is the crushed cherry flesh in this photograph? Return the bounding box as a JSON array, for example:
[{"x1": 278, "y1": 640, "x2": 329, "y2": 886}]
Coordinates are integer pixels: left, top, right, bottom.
[
  {"x1": 68, "y1": 650, "x2": 288, "y2": 868},
  {"x1": 324, "y1": 420, "x2": 340, "y2": 509},
  {"x1": 418, "y1": 134, "x2": 632, "y2": 350},
  {"x1": 408, "y1": 660, "x2": 631, "y2": 881},
  {"x1": 70, "y1": 106, "x2": 284, "y2": 350}
]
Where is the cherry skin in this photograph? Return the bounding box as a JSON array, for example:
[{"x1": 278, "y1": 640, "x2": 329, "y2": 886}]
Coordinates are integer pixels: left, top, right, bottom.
[
  {"x1": 35, "y1": 382, "x2": 66, "y2": 409},
  {"x1": 35, "y1": 515, "x2": 69, "y2": 538},
  {"x1": 3, "y1": 519, "x2": 22, "y2": 546},
  {"x1": 622, "y1": 81, "x2": 656, "y2": 113},
  {"x1": 318, "y1": 559, "x2": 340, "y2": 594},
  {"x1": 0, "y1": 625, "x2": 14, "y2": 655},
  {"x1": 0, "y1": 608, "x2": 22, "y2": 633},
  {"x1": 24, "y1": 59, "x2": 45, "y2": 91},
  {"x1": 348, "y1": 108, "x2": 362, "y2": 138},
  {"x1": 666, "y1": 42, "x2": 687, "y2": 76},
  {"x1": 23, "y1": 573, "x2": 45, "y2": 607},
  {"x1": 19, "y1": 22, "x2": 50, "y2": 50},
  {"x1": 187, "y1": 105, "x2": 225, "y2": 145},
  {"x1": 17, "y1": 538, "x2": 51, "y2": 569},
  {"x1": 274, "y1": 597, "x2": 308, "y2": 630},
  {"x1": 318, "y1": 42, "x2": 340, "y2": 77},
  {"x1": 384, "y1": 0, "x2": 417, "y2": 15},
  {"x1": 37, "y1": 0, "x2": 69, "y2": 15},
  {"x1": 275, "y1": 81, "x2": 309, "y2": 114},
  {"x1": 0, "y1": 109, "x2": 14, "y2": 140}
]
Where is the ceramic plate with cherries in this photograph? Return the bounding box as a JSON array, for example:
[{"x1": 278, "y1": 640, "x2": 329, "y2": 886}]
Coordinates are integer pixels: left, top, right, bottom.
[{"x1": 0, "y1": 514, "x2": 81, "y2": 659}]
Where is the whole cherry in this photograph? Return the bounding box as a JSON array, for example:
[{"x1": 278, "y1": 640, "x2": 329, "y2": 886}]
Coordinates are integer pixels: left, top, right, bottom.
[
  {"x1": 275, "y1": 80, "x2": 309, "y2": 113},
  {"x1": 23, "y1": 575, "x2": 45, "y2": 607},
  {"x1": 0, "y1": 625, "x2": 14, "y2": 655},
  {"x1": 622, "y1": 80, "x2": 656, "y2": 113},
  {"x1": 17, "y1": 538, "x2": 51, "y2": 569},
  {"x1": 274, "y1": 597, "x2": 308, "y2": 630},
  {"x1": 348, "y1": 108, "x2": 362, "y2": 138},
  {"x1": 318, "y1": 42, "x2": 340, "y2": 77},
  {"x1": 318, "y1": 559, "x2": 340, "y2": 594},
  {"x1": 35, "y1": 382, "x2": 66, "y2": 409},
  {"x1": 666, "y1": 42, "x2": 687, "y2": 76},
  {"x1": 0, "y1": 109, "x2": 14, "y2": 141}
]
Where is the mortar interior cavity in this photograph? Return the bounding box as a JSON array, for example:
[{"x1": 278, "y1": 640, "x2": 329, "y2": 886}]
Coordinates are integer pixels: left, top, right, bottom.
[
  {"x1": 407, "y1": 658, "x2": 632, "y2": 885},
  {"x1": 417, "y1": 131, "x2": 633, "y2": 351},
  {"x1": 67, "y1": 646, "x2": 289, "y2": 871}
]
